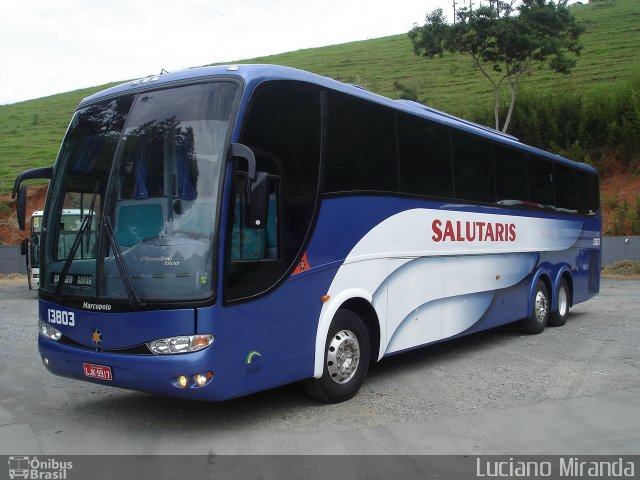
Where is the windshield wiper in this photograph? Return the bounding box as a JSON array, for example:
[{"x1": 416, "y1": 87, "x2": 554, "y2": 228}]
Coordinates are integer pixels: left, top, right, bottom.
[
  {"x1": 103, "y1": 216, "x2": 144, "y2": 308},
  {"x1": 54, "y1": 184, "x2": 100, "y2": 299}
]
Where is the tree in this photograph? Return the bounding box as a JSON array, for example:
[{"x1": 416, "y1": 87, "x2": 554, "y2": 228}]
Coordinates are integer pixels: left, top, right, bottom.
[{"x1": 409, "y1": 0, "x2": 584, "y2": 133}]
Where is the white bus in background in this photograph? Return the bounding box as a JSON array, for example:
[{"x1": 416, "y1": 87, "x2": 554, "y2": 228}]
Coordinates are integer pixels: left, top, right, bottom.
[
  {"x1": 22, "y1": 209, "x2": 95, "y2": 289},
  {"x1": 21, "y1": 210, "x2": 43, "y2": 290}
]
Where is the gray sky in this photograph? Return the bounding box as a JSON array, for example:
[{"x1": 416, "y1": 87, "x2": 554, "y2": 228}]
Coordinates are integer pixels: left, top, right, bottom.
[{"x1": 0, "y1": 0, "x2": 450, "y2": 105}]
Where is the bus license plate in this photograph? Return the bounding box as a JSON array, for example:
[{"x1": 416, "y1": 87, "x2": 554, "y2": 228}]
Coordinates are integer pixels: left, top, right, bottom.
[{"x1": 83, "y1": 363, "x2": 112, "y2": 381}]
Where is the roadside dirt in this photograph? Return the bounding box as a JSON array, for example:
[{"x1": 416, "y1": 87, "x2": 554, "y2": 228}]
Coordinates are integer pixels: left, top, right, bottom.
[
  {"x1": 0, "y1": 184, "x2": 47, "y2": 245},
  {"x1": 600, "y1": 165, "x2": 640, "y2": 235},
  {"x1": 601, "y1": 260, "x2": 640, "y2": 279},
  {"x1": 0, "y1": 273, "x2": 28, "y2": 286}
]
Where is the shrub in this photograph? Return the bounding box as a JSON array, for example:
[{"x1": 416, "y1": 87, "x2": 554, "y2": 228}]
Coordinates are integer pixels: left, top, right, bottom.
[{"x1": 470, "y1": 67, "x2": 640, "y2": 172}]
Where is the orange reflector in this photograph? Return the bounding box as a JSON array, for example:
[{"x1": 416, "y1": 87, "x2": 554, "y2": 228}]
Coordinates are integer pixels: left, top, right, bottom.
[
  {"x1": 206, "y1": 371, "x2": 214, "y2": 379},
  {"x1": 322, "y1": 295, "x2": 330, "y2": 303},
  {"x1": 496, "y1": 274, "x2": 501, "y2": 280}
]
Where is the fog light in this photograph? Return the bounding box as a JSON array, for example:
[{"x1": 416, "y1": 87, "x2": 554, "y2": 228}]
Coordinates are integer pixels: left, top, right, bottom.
[
  {"x1": 195, "y1": 374, "x2": 207, "y2": 387},
  {"x1": 43, "y1": 358, "x2": 49, "y2": 366},
  {"x1": 178, "y1": 375, "x2": 188, "y2": 388}
]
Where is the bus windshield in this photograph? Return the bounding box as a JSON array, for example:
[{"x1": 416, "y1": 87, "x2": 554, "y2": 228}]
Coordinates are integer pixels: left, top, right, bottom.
[{"x1": 41, "y1": 81, "x2": 238, "y2": 302}]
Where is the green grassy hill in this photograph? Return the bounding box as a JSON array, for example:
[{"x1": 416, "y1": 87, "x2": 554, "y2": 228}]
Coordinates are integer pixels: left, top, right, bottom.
[
  {"x1": 1, "y1": 0, "x2": 638, "y2": 190},
  {"x1": 242, "y1": 0, "x2": 640, "y2": 113}
]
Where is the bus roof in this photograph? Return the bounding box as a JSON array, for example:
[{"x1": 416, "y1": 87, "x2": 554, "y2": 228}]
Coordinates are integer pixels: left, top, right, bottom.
[{"x1": 79, "y1": 64, "x2": 596, "y2": 175}]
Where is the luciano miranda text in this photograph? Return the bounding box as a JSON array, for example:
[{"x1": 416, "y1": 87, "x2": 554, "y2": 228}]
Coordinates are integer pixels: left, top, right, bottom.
[{"x1": 476, "y1": 457, "x2": 635, "y2": 478}]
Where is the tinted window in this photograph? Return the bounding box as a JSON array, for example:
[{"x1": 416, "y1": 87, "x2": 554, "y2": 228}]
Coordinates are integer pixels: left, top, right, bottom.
[
  {"x1": 577, "y1": 171, "x2": 600, "y2": 215},
  {"x1": 452, "y1": 132, "x2": 495, "y2": 203},
  {"x1": 227, "y1": 81, "x2": 321, "y2": 302},
  {"x1": 324, "y1": 94, "x2": 397, "y2": 193},
  {"x1": 528, "y1": 156, "x2": 554, "y2": 208},
  {"x1": 554, "y1": 164, "x2": 577, "y2": 213},
  {"x1": 494, "y1": 145, "x2": 528, "y2": 206},
  {"x1": 397, "y1": 115, "x2": 453, "y2": 198}
]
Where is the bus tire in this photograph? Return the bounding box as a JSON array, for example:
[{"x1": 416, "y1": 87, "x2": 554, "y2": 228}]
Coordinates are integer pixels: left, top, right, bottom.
[
  {"x1": 549, "y1": 278, "x2": 570, "y2": 327},
  {"x1": 302, "y1": 309, "x2": 370, "y2": 403},
  {"x1": 520, "y1": 280, "x2": 549, "y2": 334}
]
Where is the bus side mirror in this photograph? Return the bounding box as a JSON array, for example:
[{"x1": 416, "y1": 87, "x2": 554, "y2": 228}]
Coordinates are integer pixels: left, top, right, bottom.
[
  {"x1": 16, "y1": 186, "x2": 27, "y2": 231},
  {"x1": 230, "y1": 143, "x2": 256, "y2": 181},
  {"x1": 12, "y1": 166, "x2": 53, "y2": 232},
  {"x1": 230, "y1": 143, "x2": 268, "y2": 229}
]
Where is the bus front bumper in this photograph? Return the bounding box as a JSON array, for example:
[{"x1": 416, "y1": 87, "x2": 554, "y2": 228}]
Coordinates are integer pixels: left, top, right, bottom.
[{"x1": 38, "y1": 335, "x2": 233, "y2": 401}]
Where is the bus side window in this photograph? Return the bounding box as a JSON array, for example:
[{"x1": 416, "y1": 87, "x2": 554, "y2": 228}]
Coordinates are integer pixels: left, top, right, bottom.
[{"x1": 226, "y1": 80, "x2": 321, "y2": 302}]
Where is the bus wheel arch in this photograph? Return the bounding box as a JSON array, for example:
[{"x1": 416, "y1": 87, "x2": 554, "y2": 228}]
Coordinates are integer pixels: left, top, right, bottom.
[
  {"x1": 339, "y1": 297, "x2": 381, "y2": 363},
  {"x1": 312, "y1": 289, "x2": 379, "y2": 378}
]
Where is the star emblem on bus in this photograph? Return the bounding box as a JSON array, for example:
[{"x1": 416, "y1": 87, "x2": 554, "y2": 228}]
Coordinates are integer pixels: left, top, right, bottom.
[{"x1": 91, "y1": 329, "x2": 103, "y2": 346}]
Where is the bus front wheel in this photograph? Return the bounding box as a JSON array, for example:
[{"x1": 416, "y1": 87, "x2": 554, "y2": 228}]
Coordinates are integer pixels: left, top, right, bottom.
[
  {"x1": 520, "y1": 280, "x2": 549, "y2": 334},
  {"x1": 302, "y1": 309, "x2": 370, "y2": 403}
]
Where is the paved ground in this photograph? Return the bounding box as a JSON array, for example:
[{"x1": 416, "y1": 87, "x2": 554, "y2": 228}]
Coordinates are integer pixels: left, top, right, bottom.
[
  {"x1": 0, "y1": 246, "x2": 24, "y2": 275},
  {"x1": 1, "y1": 279, "x2": 639, "y2": 456}
]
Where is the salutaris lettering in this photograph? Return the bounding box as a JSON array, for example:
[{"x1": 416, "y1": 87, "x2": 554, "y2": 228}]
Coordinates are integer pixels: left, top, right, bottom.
[{"x1": 432, "y1": 219, "x2": 516, "y2": 242}]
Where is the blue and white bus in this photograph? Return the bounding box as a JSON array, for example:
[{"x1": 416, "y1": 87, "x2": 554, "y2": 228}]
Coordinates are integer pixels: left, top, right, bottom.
[{"x1": 14, "y1": 65, "x2": 600, "y2": 403}]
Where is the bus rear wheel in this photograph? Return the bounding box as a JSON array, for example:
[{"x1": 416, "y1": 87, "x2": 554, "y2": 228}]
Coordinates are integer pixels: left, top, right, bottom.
[
  {"x1": 549, "y1": 278, "x2": 570, "y2": 327},
  {"x1": 520, "y1": 280, "x2": 549, "y2": 334},
  {"x1": 302, "y1": 309, "x2": 370, "y2": 403}
]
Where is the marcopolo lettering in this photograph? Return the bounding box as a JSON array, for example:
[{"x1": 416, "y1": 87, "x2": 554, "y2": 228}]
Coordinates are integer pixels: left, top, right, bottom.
[
  {"x1": 82, "y1": 302, "x2": 112, "y2": 311},
  {"x1": 432, "y1": 219, "x2": 516, "y2": 243}
]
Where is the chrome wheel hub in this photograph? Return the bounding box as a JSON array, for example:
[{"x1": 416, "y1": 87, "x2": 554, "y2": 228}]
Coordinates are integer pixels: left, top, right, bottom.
[
  {"x1": 558, "y1": 286, "x2": 568, "y2": 317},
  {"x1": 327, "y1": 329, "x2": 360, "y2": 384},
  {"x1": 535, "y1": 290, "x2": 549, "y2": 323}
]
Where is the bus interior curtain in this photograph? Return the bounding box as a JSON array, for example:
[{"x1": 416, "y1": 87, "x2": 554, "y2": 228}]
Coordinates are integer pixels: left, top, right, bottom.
[
  {"x1": 73, "y1": 135, "x2": 103, "y2": 173},
  {"x1": 133, "y1": 138, "x2": 149, "y2": 200},
  {"x1": 176, "y1": 131, "x2": 197, "y2": 201}
]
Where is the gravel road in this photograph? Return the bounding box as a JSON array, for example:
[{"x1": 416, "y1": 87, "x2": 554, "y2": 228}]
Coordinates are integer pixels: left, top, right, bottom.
[{"x1": 1, "y1": 279, "x2": 639, "y2": 456}]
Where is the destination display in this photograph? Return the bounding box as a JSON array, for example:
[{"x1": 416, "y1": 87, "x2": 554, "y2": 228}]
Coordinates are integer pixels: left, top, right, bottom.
[{"x1": 52, "y1": 273, "x2": 93, "y2": 287}]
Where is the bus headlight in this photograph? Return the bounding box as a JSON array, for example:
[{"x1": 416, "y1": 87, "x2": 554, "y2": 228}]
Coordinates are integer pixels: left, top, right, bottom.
[
  {"x1": 38, "y1": 320, "x2": 62, "y2": 341},
  {"x1": 147, "y1": 334, "x2": 214, "y2": 354}
]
